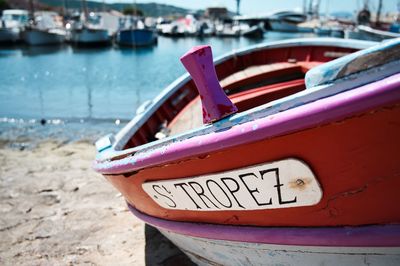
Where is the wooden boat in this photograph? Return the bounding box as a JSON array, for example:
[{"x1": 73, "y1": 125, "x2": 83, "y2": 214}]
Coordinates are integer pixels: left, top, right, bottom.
[{"x1": 94, "y1": 38, "x2": 400, "y2": 265}]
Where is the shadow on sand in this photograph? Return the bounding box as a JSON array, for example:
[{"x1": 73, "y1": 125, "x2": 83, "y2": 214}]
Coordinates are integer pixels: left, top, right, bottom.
[{"x1": 145, "y1": 225, "x2": 195, "y2": 266}]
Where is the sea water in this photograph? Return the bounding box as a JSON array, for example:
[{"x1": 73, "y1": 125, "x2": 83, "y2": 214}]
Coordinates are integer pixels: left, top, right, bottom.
[{"x1": 0, "y1": 32, "x2": 313, "y2": 147}]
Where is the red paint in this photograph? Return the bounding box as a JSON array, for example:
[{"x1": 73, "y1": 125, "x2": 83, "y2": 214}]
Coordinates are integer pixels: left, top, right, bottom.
[{"x1": 106, "y1": 103, "x2": 400, "y2": 227}]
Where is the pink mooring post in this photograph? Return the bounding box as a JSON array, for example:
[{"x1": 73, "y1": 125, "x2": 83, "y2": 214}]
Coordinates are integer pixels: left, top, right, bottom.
[{"x1": 180, "y1": 45, "x2": 238, "y2": 124}]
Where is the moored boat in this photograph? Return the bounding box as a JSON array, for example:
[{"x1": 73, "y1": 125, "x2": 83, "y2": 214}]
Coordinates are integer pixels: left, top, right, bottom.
[
  {"x1": 94, "y1": 38, "x2": 400, "y2": 264},
  {"x1": 346, "y1": 25, "x2": 400, "y2": 42},
  {"x1": 241, "y1": 23, "x2": 264, "y2": 38},
  {"x1": 117, "y1": 28, "x2": 157, "y2": 47},
  {"x1": 70, "y1": 27, "x2": 110, "y2": 46},
  {"x1": 268, "y1": 11, "x2": 312, "y2": 33},
  {"x1": 23, "y1": 28, "x2": 65, "y2": 46},
  {"x1": 70, "y1": 1, "x2": 111, "y2": 46},
  {"x1": 23, "y1": 11, "x2": 66, "y2": 46},
  {"x1": 215, "y1": 22, "x2": 241, "y2": 37},
  {"x1": 116, "y1": 17, "x2": 157, "y2": 47},
  {"x1": 0, "y1": 9, "x2": 28, "y2": 44}
]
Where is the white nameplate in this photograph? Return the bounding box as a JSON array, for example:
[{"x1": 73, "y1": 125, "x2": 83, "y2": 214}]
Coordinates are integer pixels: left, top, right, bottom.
[{"x1": 142, "y1": 159, "x2": 322, "y2": 211}]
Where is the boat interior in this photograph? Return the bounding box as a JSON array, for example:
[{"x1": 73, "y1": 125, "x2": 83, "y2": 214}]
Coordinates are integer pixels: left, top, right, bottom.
[{"x1": 122, "y1": 44, "x2": 358, "y2": 150}]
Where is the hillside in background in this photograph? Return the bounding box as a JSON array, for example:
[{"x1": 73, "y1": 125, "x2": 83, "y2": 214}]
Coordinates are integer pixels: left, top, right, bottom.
[{"x1": 4, "y1": 0, "x2": 198, "y2": 17}]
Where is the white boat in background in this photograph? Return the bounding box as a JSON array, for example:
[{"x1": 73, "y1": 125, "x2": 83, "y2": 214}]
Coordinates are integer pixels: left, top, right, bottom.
[
  {"x1": 158, "y1": 15, "x2": 196, "y2": 37},
  {"x1": 24, "y1": 28, "x2": 65, "y2": 45},
  {"x1": 158, "y1": 21, "x2": 186, "y2": 37},
  {"x1": 215, "y1": 22, "x2": 241, "y2": 37},
  {"x1": 70, "y1": 1, "x2": 111, "y2": 46},
  {"x1": 23, "y1": 11, "x2": 66, "y2": 46},
  {"x1": 345, "y1": 1, "x2": 400, "y2": 42},
  {"x1": 157, "y1": 15, "x2": 214, "y2": 37},
  {"x1": 346, "y1": 25, "x2": 400, "y2": 42},
  {"x1": 241, "y1": 23, "x2": 264, "y2": 38},
  {"x1": 70, "y1": 12, "x2": 111, "y2": 46},
  {"x1": 0, "y1": 9, "x2": 28, "y2": 43},
  {"x1": 268, "y1": 11, "x2": 312, "y2": 33}
]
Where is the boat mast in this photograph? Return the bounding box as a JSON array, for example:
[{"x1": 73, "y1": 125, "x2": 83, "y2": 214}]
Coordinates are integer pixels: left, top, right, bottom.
[
  {"x1": 61, "y1": 0, "x2": 66, "y2": 17},
  {"x1": 133, "y1": 0, "x2": 137, "y2": 17},
  {"x1": 81, "y1": 0, "x2": 89, "y2": 22},
  {"x1": 303, "y1": 0, "x2": 307, "y2": 15},
  {"x1": 323, "y1": 0, "x2": 330, "y2": 24},
  {"x1": 308, "y1": 0, "x2": 313, "y2": 16},
  {"x1": 28, "y1": 0, "x2": 35, "y2": 23},
  {"x1": 357, "y1": 0, "x2": 371, "y2": 25},
  {"x1": 131, "y1": 0, "x2": 137, "y2": 29},
  {"x1": 397, "y1": 0, "x2": 400, "y2": 22},
  {"x1": 312, "y1": 0, "x2": 321, "y2": 19},
  {"x1": 376, "y1": 0, "x2": 382, "y2": 27},
  {"x1": 236, "y1": 0, "x2": 241, "y2": 15},
  {"x1": 363, "y1": 0, "x2": 369, "y2": 10}
]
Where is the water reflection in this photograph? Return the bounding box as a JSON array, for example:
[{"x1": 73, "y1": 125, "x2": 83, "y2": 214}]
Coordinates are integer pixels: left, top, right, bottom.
[
  {"x1": 117, "y1": 44, "x2": 156, "y2": 55},
  {"x1": 0, "y1": 44, "x2": 70, "y2": 56},
  {"x1": 21, "y1": 44, "x2": 69, "y2": 56},
  {"x1": 71, "y1": 45, "x2": 111, "y2": 54},
  {"x1": 0, "y1": 34, "x2": 316, "y2": 124}
]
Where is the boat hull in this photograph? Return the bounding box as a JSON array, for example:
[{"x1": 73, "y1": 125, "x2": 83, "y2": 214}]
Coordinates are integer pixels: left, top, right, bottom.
[
  {"x1": 129, "y1": 204, "x2": 400, "y2": 266},
  {"x1": 23, "y1": 29, "x2": 65, "y2": 46},
  {"x1": 71, "y1": 28, "x2": 110, "y2": 46},
  {"x1": 346, "y1": 25, "x2": 400, "y2": 42},
  {"x1": 269, "y1": 20, "x2": 313, "y2": 33},
  {"x1": 163, "y1": 230, "x2": 400, "y2": 266},
  {"x1": 116, "y1": 29, "x2": 157, "y2": 47},
  {"x1": 242, "y1": 25, "x2": 264, "y2": 38},
  {"x1": 0, "y1": 27, "x2": 20, "y2": 43}
]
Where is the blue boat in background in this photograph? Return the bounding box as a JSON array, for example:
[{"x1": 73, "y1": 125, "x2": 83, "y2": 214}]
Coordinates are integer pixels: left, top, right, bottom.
[{"x1": 116, "y1": 17, "x2": 157, "y2": 47}]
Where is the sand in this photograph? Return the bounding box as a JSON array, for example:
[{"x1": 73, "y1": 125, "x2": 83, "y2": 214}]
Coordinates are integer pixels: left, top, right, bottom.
[{"x1": 0, "y1": 140, "x2": 194, "y2": 265}]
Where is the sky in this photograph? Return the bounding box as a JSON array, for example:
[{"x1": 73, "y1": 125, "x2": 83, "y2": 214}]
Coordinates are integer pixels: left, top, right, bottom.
[{"x1": 99, "y1": 0, "x2": 399, "y2": 16}]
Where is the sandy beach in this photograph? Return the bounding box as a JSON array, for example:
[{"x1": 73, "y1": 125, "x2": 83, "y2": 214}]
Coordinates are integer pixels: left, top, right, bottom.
[{"x1": 0, "y1": 140, "x2": 194, "y2": 265}]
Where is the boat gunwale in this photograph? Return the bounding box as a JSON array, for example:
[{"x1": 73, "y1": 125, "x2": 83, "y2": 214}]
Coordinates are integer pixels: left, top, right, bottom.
[{"x1": 94, "y1": 70, "x2": 400, "y2": 174}]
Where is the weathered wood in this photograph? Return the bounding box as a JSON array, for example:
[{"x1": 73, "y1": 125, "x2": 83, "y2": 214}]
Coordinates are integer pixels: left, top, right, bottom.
[{"x1": 161, "y1": 230, "x2": 400, "y2": 266}]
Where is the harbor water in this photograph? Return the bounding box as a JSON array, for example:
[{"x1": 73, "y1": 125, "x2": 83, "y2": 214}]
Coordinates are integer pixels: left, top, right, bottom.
[{"x1": 0, "y1": 32, "x2": 312, "y2": 147}]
